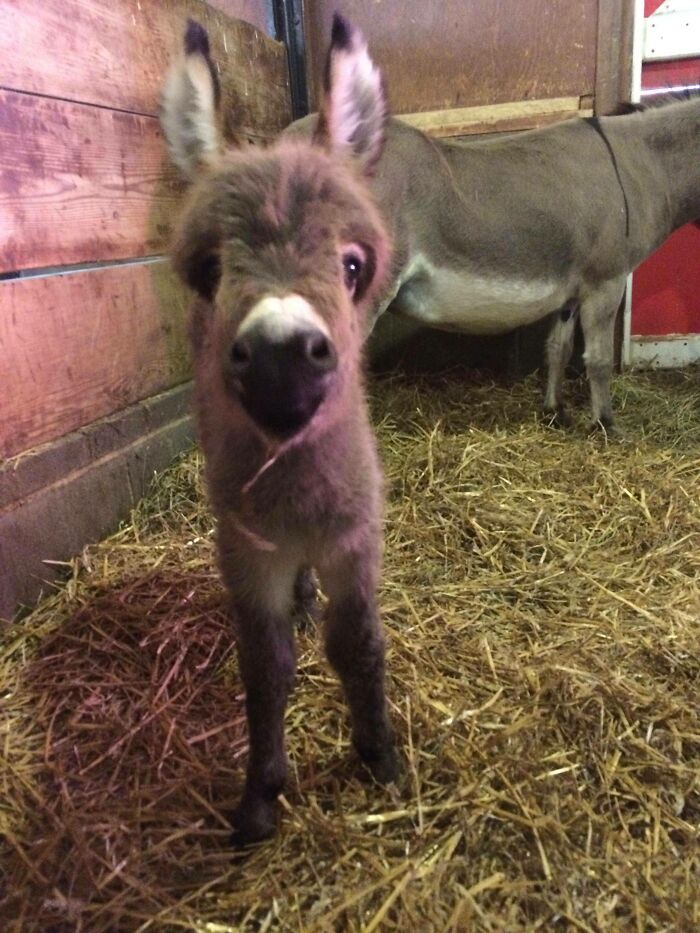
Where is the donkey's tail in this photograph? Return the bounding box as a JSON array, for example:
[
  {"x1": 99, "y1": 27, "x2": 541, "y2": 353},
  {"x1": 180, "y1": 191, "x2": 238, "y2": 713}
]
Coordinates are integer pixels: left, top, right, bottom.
[{"x1": 160, "y1": 20, "x2": 222, "y2": 180}]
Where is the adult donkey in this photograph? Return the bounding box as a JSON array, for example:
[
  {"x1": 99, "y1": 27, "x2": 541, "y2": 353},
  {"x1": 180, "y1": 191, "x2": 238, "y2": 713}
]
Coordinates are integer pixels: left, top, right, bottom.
[
  {"x1": 161, "y1": 17, "x2": 398, "y2": 844},
  {"x1": 288, "y1": 51, "x2": 700, "y2": 431}
]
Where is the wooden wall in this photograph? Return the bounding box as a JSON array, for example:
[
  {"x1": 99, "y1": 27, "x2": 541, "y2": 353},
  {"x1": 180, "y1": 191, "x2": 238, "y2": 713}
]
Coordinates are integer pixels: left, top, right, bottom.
[
  {"x1": 305, "y1": 0, "x2": 633, "y2": 135},
  {"x1": 0, "y1": 0, "x2": 291, "y2": 619}
]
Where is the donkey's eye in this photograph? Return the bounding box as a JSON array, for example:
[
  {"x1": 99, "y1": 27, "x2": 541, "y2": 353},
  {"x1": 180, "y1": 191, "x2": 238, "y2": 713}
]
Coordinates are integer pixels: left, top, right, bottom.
[{"x1": 342, "y1": 251, "x2": 364, "y2": 294}]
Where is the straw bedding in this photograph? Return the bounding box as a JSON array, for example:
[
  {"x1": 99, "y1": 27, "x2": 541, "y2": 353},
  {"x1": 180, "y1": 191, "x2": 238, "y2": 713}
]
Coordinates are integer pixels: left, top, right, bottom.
[{"x1": 1, "y1": 367, "x2": 699, "y2": 931}]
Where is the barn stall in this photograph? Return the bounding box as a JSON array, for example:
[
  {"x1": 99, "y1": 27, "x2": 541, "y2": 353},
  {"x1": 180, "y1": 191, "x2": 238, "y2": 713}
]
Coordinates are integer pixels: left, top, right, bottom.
[{"x1": 1, "y1": 0, "x2": 699, "y2": 929}]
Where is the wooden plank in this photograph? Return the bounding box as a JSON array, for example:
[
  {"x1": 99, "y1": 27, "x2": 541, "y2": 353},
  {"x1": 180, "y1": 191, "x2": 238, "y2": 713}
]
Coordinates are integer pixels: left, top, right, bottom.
[
  {"x1": 0, "y1": 384, "x2": 195, "y2": 621},
  {"x1": 0, "y1": 0, "x2": 289, "y2": 135},
  {"x1": 399, "y1": 97, "x2": 593, "y2": 139},
  {"x1": 0, "y1": 382, "x2": 193, "y2": 509},
  {"x1": 304, "y1": 0, "x2": 598, "y2": 114},
  {"x1": 595, "y1": 0, "x2": 635, "y2": 115},
  {"x1": 0, "y1": 260, "x2": 192, "y2": 459},
  {"x1": 0, "y1": 90, "x2": 181, "y2": 272},
  {"x1": 206, "y1": 0, "x2": 273, "y2": 37}
]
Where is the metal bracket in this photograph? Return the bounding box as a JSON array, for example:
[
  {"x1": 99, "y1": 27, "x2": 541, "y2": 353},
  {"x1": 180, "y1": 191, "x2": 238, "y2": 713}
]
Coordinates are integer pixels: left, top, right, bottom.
[{"x1": 272, "y1": 0, "x2": 309, "y2": 120}]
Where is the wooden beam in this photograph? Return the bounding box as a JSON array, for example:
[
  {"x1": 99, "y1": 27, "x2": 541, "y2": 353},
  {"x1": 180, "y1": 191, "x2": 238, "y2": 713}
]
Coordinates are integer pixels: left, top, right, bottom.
[
  {"x1": 304, "y1": 0, "x2": 598, "y2": 116},
  {"x1": 595, "y1": 0, "x2": 635, "y2": 115},
  {"x1": 0, "y1": 0, "x2": 290, "y2": 135},
  {"x1": 0, "y1": 260, "x2": 192, "y2": 459},
  {"x1": 398, "y1": 97, "x2": 593, "y2": 139},
  {"x1": 0, "y1": 383, "x2": 194, "y2": 621}
]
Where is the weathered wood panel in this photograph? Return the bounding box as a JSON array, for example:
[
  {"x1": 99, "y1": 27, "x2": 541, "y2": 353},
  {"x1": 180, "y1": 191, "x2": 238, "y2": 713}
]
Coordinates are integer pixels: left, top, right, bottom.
[
  {"x1": 400, "y1": 97, "x2": 593, "y2": 139},
  {"x1": 304, "y1": 0, "x2": 598, "y2": 113},
  {"x1": 206, "y1": 0, "x2": 273, "y2": 37},
  {"x1": 0, "y1": 90, "x2": 181, "y2": 272},
  {"x1": 0, "y1": 261, "x2": 191, "y2": 459},
  {"x1": 0, "y1": 0, "x2": 289, "y2": 134},
  {"x1": 0, "y1": 381, "x2": 192, "y2": 509},
  {"x1": 0, "y1": 383, "x2": 194, "y2": 621}
]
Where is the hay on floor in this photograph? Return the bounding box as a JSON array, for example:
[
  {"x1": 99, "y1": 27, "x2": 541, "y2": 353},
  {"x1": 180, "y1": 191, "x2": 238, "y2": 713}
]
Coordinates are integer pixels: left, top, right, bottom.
[{"x1": 1, "y1": 367, "x2": 699, "y2": 931}]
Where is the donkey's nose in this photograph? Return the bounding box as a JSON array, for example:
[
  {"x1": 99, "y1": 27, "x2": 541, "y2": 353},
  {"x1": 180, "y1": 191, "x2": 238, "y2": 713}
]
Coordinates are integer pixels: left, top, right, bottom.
[
  {"x1": 230, "y1": 327, "x2": 338, "y2": 437},
  {"x1": 231, "y1": 330, "x2": 337, "y2": 376}
]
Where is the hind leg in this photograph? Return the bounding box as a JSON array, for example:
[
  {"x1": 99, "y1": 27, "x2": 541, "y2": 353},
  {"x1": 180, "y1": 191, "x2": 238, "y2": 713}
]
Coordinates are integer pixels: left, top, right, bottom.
[
  {"x1": 579, "y1": 277, "x2": 626, "y2": 432},
  {"x1": 543, "y1": 303, "x2": 578, "y2": 426},
  {"x1": 292, "y1": 566, "x2": 321, "y2": 628}
]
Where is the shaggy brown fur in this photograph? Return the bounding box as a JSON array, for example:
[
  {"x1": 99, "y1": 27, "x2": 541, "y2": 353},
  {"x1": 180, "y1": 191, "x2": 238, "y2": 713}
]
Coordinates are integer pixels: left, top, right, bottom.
[{"x1": 161, "y1": 16, "x2": 399, "y2": 845}]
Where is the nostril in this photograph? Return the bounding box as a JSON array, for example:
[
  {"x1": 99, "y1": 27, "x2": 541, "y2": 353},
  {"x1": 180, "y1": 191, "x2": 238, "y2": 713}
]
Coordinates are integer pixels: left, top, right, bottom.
[
  {"x1": 231, "y1": 338, "x2": 251, "y2": 373},
  {"x1": 305, "y1": 332, "x2": 337, "y2": 371},
  {"x1": 308, "y1": 333, "x2": 330, "y2": 361}
]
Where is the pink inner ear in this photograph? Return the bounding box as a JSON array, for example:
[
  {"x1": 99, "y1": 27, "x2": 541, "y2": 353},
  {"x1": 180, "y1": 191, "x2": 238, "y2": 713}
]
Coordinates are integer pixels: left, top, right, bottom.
[{"x1": 323, "y1": 41, "x2": 386, "y2": 172}]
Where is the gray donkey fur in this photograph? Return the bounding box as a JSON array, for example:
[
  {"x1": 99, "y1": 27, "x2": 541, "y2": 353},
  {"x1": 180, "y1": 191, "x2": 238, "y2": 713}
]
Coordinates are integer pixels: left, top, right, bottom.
[
  {"x1": 161, "y1": 16, "x2": 399, "y2": 845},
  {"x1": 288, "y1": 90, "x2": 700, "y2": 430}
]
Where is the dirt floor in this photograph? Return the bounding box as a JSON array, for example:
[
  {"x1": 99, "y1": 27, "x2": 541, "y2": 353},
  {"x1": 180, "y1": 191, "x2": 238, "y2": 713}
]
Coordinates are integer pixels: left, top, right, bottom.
[{"x1": 1, "y1": 367, "x2": 699, "y2": 931}]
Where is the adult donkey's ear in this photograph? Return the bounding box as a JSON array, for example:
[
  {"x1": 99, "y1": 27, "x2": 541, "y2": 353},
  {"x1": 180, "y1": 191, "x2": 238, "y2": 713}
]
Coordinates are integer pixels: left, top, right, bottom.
[
  {"x1": 161, "y1": 19, "x2": 222, "y2": 180},
  {"x1": 314, "y1": 14, "x2": 388, "y2": 175}
]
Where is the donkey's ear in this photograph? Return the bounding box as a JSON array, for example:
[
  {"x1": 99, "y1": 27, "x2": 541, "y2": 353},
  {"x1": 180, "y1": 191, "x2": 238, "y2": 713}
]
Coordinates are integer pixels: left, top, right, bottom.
[
  {"x1": 314, "y1": 14, "x2": 387, "y2": 174},
  {"x1": 160, "y1": 19, "x2": 222, "y2": 180}
]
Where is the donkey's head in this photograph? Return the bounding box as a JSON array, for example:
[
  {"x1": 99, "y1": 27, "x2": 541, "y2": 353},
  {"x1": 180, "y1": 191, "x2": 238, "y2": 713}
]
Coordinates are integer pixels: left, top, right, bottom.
[{"x1": 161, "y1": 16, "x2": 390, "y2": 440}]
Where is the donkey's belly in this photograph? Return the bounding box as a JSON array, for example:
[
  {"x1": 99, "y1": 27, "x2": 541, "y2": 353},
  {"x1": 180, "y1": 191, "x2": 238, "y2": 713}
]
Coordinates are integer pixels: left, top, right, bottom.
[{"x1": 393, "y1": 258, "x2": 570, "y2": 335}]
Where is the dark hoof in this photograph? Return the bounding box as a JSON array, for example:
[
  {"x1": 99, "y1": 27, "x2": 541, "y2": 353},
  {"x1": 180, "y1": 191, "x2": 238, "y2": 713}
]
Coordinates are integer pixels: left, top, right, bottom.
[
  {"x1": 229, "y1": 799, "x2": 277, "y2": 848},
  {"x1": 357, "y1": 742, "x2": 402, "y2": 784},
  {"x1": 542, "y1": 405, "x2": 572, "y2": 429}
]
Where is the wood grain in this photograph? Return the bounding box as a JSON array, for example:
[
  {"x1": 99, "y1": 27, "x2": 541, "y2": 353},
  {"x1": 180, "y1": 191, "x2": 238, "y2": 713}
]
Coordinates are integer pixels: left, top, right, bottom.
[
  {"x1": 304, "y1": 0, "x2": 598, "y2": 114},
  {"x1": 0, "y1": 260, "x2": 192, "y2": 459},
  {"x1": 0, "y1": 90, "x2": 182, "y2": 272},
  {"x1": 399, "y1": 97, "x2": 593, "y2": 139},
  {"x1": 0, "y1": 0, "x2": 289, "y2": 135},
  {"x1": 595, "y1": 0, "x2": 635, "y2": 115},
  {"x1": 205, "y1": 0, "x2": 273, "y2": 37}
]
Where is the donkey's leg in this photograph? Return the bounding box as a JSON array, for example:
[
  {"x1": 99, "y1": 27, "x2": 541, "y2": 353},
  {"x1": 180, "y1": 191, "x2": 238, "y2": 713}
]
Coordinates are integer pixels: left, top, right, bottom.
[
  {"x1": 293, "y1": 566, "x2": 320, "y2": 625},
  {"x1": 579, "y1": 277, "x2": 626, "y2": 431},
  {"x1": 318, "y1": 537, "x2": 399, "y2": 783},
  {"x1": 543, "y1": 303, "x2": 578, "y2": 426},
  {"x1": 226, "y1": 554, "x2": 299, "y2": 845}
]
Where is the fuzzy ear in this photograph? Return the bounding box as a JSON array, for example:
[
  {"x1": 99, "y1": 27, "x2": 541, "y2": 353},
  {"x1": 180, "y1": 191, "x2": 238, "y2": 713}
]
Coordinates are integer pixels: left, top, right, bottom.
[
  {"x1": 160, "y1": 20, "x2": 222, "y2": 180},
  {"x1": 314, "y1": 14, "x2": 388, "y2": 174}
]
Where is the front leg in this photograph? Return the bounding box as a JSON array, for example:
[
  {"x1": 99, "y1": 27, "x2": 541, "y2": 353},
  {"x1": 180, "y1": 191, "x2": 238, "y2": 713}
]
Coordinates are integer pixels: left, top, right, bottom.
[
  {"x1": 221, "y1": 546, "x2": 300, "y2": 846},
  {"x1": 318, "y1": 539, "x2": 399, "y2": 783},
  {"x1": 230, "y1": 599, "x2": 296, "y2": 845}
]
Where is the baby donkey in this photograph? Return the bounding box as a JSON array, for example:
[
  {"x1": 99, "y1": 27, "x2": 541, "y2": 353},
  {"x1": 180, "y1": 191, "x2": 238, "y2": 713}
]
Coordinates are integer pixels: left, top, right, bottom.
[{"x1": 161, "y1": 16, "x2": 400, "y2": 844}]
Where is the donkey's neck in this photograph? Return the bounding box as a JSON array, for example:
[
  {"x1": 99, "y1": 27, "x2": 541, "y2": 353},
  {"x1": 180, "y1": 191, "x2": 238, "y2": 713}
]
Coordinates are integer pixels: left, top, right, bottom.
[{"x1": 642, "y1": 99, "x2": 700, "y2": 230}]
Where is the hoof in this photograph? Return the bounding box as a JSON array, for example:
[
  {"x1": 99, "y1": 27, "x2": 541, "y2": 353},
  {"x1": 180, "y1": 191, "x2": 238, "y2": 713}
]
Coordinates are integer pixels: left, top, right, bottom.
[
  {"x1": 542, "y1": 405, "x2": 572, "y2": 429},
  {"x1": 229, "y1": 799, "x2": 277, "y2": 848},
  {"x1": 357, "y1": 742, "x2": 402, "y2": 784}
]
